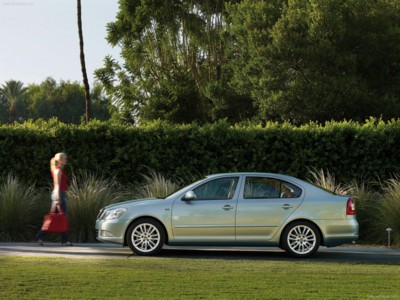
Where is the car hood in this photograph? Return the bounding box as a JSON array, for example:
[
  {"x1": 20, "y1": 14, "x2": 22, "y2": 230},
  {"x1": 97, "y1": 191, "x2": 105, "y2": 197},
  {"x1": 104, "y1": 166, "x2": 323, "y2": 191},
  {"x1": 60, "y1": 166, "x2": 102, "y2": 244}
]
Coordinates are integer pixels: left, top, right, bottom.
[{"x1": 103, "y1": 197, "x2": 164, "y2": 210}]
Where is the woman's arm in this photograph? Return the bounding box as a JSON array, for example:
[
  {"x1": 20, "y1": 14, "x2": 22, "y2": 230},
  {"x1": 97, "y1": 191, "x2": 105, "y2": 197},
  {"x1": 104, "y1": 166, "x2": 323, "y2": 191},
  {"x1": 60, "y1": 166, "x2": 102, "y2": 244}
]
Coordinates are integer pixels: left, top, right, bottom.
[{"x1": 53, "y1": 169, "x2": 61, "y2": 202}]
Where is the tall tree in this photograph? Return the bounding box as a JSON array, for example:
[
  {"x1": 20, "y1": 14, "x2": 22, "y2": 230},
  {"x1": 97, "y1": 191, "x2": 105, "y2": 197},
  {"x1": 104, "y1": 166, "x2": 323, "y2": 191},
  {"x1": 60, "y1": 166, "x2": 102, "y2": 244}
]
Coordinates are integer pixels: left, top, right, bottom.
[
  {"x1": 26, "y1": 78, "x2": 110, "y2": 124},
  {"x1": 0, "y1": 93, "x2": 7, "y2": 123},
  {"x1": 98, "y1": 0, "x2": 400, "y2": 124},
  {"x1": 227, "y1": 0, "x2": 400, "y2": 124},
  {"x1": 77, "y1": 0, "x2": 91, "y2": 123},
  {"x1": 96, "y1": 0, "x2": 251, "y2": 124},
  {"x1": 0, "y1": 80, "x2": 27, "y2": 123}
]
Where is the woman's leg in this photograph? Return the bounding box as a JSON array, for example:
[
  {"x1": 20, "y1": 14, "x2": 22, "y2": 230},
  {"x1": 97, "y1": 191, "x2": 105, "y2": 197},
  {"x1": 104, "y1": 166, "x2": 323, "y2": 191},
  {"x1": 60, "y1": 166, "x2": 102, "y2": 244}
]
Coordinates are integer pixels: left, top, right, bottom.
[
  {"x1": 35, "y1": 230, "x2": 45, "y2": 242},
  {"x1": 59, "y1": 191, "x2": 67, "y2": 216},
  {"x1": 59, "y1": 191, "x2": 72, "y2": 245},
  {"x1": 35, "y1": 198, "x2": 55, "y2": 244},
  {"x1": 61, "y1": 232, "x2": 68, "y2": 244}
]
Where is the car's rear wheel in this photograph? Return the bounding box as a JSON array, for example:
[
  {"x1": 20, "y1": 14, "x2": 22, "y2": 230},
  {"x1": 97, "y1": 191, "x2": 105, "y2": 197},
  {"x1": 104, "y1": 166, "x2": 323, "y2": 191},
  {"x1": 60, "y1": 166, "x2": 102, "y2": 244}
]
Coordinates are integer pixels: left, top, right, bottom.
[
  {"x1": 282, "y1": 221, "x2": 320, "y2": 258},
  {"x1": 127, "y1": 218, "x2": 165, "y2": 256}
]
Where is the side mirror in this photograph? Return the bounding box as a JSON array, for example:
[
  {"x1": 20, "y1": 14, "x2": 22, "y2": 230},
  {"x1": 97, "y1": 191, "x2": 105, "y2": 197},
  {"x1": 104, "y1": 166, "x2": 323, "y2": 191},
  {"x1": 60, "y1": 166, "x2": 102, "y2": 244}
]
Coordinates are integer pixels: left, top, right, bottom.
[{"x1": 182, "y1": 191, "x2": 197, "y2": 201}]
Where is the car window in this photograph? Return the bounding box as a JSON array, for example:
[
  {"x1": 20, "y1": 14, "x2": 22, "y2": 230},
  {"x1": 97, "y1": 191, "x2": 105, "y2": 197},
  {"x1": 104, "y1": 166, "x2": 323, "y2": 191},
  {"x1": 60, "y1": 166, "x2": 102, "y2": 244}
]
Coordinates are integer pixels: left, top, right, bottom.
[
  {"x1": 192, "y1": 177, "x2": 239, "y2": 200},
  {"x1": 280, "y1": 182, "x2": 302, "y2": 198},
  {"x1": 244, "y1": 177, "x2": 301, "y2": 199}
]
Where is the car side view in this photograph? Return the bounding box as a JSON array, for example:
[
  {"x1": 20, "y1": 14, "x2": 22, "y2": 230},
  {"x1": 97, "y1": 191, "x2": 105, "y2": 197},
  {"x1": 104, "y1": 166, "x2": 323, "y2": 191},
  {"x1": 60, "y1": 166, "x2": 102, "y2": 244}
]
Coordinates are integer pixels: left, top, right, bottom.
[{"x1": 95, "y1": 173, "x2": 359, "y2": 258}]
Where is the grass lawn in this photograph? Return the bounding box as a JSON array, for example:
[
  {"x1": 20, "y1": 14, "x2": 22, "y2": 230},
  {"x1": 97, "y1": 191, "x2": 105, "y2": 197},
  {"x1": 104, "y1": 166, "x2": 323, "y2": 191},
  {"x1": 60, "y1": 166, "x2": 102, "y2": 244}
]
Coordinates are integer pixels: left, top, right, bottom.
[{"x1": 0, "y1": 256, "x2": 399, "y2": 299}]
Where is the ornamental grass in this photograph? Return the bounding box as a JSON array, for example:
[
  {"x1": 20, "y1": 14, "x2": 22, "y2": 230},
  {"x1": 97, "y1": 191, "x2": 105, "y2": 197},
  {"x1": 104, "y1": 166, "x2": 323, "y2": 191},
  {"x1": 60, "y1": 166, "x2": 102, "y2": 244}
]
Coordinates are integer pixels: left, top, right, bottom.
[
  {"x1": 0, "y1": 174, "x2": 39, "y2": 241},
  {"x1": 67, "y1": 172, "x2": 127, "y2": 243}
]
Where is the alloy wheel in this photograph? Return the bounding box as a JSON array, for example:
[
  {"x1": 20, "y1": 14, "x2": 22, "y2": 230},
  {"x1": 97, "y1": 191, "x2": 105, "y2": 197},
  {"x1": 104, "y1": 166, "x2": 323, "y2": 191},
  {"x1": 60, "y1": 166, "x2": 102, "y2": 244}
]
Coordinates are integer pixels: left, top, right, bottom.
[
  {"x1": 131, "y1": 223, "x2": 161, "y2": 253},
  {"x1": 286, "y1": 224, "x2": 318, "y2": 256}
]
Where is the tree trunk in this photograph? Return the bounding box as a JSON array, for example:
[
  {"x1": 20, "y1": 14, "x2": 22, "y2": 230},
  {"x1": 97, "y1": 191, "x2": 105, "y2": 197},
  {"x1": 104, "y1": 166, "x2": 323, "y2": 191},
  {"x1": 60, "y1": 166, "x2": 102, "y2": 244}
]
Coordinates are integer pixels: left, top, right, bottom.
[{"x1": 77, "y1": 0, "x2": 91, "y2": 123}]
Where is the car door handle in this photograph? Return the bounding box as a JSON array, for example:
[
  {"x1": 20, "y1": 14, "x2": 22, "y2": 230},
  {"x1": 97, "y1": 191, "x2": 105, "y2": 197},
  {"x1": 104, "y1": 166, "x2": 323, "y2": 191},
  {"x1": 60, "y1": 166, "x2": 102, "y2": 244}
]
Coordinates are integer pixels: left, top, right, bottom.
[
  {"x1": 223, "y1": 205, "x2": 234, "y2": 210},
  {"x1": 282, "y1": 204, "x2": 294, "y2": 209}
]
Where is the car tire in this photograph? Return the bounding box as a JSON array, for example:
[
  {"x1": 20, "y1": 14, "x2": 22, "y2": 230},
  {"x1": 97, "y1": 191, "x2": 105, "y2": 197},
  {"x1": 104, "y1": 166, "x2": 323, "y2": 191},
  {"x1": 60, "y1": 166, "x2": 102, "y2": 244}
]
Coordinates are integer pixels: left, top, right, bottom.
[
  {"x1": 282, "y1": 221, "x2": 320, "y2": 258},
  {"x1": 126, "y1": 218, "x2": 165, "y2": 256}
]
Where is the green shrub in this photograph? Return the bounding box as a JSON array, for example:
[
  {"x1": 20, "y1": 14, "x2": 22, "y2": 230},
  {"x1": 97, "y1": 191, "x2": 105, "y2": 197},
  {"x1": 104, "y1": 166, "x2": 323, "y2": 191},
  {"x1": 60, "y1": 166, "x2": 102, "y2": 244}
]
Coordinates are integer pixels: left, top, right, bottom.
[
  {"x1": 1, "y1": 118, "x2": 400, "y2": 244},
  {"x1": 67, "y1": 172, "x2": 126, "y2": 243},
  {"x1": 307, "y1": 168, "x2": 351, "y2": 195},
  {"x1": 348, "y1": 180, "x2": 382, "y2": 243},
  {"x1": 378, "y1": 177, "x2": 400, "y2": 247},
  {"x1": 133, "y1": 168, "x2": 183, "y2": 199},
  {"x1": 0, "y1": 175, "x2": 39, "y2": 241},
  {"x1": 2, "y1": 118, "x2": 400, "y2": 188},
  {"x1": 307, "y1": 169, "x2": 387, "y2": 244}
]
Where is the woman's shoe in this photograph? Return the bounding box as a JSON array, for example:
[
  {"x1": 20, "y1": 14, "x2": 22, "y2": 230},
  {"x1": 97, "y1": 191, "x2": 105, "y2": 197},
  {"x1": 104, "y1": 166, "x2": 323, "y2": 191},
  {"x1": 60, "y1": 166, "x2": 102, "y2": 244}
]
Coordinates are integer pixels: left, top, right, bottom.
[
  {"x1": 62, "y1": 242, "x2": 73, "y2": 246},
  {"x1": 38, "y1": 240, "x2": 44, "y2": 246}
]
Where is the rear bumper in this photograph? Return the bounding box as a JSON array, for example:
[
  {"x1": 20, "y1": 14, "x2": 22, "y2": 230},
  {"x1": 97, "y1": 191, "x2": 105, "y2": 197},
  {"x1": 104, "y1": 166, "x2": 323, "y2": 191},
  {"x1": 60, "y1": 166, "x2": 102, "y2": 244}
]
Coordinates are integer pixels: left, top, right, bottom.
[
  {"x1": 317, "y1": 218, "x2": 359, "y2": 247},
  {"x1": 324, "y1": 234, "x2": 359, "y2": 247}
]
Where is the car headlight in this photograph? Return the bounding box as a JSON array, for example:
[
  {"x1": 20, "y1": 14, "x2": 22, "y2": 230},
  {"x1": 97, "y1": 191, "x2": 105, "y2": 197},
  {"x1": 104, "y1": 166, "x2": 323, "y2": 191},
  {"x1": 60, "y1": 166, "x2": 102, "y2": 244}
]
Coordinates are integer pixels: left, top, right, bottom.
[{"x1": 104, "y1": 208, "x2": 127, "y2": 220}]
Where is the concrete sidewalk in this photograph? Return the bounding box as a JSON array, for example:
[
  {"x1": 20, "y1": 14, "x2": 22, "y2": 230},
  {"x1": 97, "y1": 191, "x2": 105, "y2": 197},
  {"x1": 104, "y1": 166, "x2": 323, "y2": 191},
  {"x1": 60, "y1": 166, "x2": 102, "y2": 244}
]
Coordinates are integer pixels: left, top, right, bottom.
[
  {"x1": 0, "y1": 242, "x2": 399, "y2": 263},
  {"x1": 0, "y1": 242, "x2": 131, "y2": 259}
]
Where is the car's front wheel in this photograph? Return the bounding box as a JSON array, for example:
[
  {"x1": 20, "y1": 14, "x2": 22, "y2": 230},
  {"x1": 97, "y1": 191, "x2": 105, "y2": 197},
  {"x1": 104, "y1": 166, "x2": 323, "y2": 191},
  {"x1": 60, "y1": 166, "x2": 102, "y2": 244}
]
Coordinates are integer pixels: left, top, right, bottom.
[
  {"x1": 126, "y1": 218, "x2": 165, "y2": 256},
  {"x1": 282, "y1": 221, "x2": 320, "y2": 258}
]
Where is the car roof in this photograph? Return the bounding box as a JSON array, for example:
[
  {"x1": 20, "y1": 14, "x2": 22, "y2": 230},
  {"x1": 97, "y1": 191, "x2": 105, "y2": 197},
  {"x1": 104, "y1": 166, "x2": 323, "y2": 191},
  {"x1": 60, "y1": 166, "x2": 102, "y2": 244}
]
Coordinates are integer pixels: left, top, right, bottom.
[
  {"x1": 206, "y1": 172, "x2": 299, "y2": 181},
  {"x1": 206, "y1": 172, "x2": 342, "y2": 196}
]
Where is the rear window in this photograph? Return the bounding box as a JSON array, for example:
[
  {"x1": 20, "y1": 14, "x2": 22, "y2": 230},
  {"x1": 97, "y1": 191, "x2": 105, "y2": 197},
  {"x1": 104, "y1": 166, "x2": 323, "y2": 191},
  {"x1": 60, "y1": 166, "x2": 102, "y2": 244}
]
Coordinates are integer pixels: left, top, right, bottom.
[{"x1": 244, "y1": 177, "x2": 302, "y2": 199}]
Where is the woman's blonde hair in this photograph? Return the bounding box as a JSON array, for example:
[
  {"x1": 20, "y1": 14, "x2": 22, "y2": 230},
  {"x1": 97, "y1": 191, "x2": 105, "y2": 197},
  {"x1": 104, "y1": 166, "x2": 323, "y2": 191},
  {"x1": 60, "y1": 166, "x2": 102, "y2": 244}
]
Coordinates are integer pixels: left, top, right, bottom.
[{"x1": 50, "y1": 152, "x2": 67, "y2": 172}]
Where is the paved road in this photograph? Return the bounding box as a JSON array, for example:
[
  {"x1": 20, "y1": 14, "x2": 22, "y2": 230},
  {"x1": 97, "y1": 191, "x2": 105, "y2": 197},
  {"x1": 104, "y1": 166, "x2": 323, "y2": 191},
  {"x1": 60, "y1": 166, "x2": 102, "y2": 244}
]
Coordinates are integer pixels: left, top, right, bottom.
[{"x1": 0, "y1": 243, "x2": 399, "y2": 263}]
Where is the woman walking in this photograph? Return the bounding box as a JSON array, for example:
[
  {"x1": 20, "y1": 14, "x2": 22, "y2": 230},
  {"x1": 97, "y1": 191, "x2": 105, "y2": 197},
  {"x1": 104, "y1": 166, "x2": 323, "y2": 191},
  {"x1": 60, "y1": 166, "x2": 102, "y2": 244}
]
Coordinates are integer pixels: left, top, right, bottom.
[{"x1": 36, "y1": 152, "x2": 73, "y2": 246}]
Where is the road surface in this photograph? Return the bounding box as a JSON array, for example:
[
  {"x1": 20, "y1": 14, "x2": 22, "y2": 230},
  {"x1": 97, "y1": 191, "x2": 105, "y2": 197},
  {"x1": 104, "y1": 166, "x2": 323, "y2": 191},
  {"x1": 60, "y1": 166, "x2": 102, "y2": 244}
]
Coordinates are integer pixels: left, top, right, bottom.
[{"x1": 0, "y1": 243, "x2": 399, "y2": 263}]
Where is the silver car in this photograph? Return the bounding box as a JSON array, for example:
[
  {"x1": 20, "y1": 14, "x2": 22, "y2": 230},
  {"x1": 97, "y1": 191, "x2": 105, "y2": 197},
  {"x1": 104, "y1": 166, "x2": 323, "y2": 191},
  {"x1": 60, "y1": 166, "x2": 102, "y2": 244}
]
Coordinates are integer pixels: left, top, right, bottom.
[{"x1": 96, "y1": 173, "x2": 359, "y2": 258}]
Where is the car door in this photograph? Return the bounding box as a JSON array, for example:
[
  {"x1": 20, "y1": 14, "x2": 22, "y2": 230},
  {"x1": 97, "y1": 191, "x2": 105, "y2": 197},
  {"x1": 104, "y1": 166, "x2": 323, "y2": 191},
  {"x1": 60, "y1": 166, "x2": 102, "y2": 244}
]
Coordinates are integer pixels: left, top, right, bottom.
[
  {"x1": 172, "y1": 176, "x2": 239, "y2": 242},
  {"x1": 235, "y1": 176, "x2": 304, "y2": 241}
]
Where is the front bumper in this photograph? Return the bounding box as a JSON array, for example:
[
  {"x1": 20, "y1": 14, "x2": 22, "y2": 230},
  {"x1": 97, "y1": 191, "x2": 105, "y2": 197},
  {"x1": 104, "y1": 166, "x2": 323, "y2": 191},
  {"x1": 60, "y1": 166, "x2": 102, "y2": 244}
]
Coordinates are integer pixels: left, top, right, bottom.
[{"x1": 95, "y1": 219, "x2": 127, "y2": 245}]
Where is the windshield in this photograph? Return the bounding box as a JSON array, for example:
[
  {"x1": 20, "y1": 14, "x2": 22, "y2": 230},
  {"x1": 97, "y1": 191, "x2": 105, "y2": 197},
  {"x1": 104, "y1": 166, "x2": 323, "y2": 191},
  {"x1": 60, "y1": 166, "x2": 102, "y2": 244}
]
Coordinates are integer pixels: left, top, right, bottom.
[{"x1": 163, "y1": 177, "x2": 206, "y2": 199}]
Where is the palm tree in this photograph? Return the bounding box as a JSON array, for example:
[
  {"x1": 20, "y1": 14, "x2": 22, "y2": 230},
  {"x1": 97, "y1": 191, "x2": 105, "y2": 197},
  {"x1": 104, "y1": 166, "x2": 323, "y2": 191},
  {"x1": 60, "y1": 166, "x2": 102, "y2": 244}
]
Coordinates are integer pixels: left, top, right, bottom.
[
  {"x1": 0, "y1": 80, "x2": 27, "y2": 123},
  {"x1": 77, "y1": 0, "x2": 91, "y2": 123}
]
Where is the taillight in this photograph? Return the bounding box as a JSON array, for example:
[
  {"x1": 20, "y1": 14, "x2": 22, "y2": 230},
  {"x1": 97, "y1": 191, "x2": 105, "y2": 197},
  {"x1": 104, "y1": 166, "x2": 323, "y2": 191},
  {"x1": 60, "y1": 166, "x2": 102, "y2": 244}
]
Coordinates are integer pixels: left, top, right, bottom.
[{"x1": 346, "y1": 198, "x2": 356, "y2": 215}]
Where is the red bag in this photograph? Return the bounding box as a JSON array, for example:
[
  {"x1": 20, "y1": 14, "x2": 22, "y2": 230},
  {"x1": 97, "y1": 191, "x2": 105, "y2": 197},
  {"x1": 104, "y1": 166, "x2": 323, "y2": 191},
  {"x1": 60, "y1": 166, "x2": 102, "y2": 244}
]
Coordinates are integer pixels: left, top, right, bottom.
[{"x1": 41, "y1": 205, "x2": 68, "y2": 233}]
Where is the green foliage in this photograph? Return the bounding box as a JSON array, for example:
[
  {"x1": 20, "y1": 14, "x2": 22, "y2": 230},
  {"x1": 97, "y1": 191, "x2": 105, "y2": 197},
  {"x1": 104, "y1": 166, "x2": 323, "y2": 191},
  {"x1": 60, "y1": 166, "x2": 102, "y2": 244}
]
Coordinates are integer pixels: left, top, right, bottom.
[
  {"x1": 307, "y1": 168, "x2": 351, "y2": 195},
  {"x1": 308, "y1": 168, "x2": 400, "y2": 246},
  {"x1": 27, "y1": 78, "x2": 110, "y2": 124},
  {"x1": 0, "y1": 94, "x2": 7, "y2": 123},
  {"x1": 2, "y1": 1, "x2": 400, "y2": 125},
  {"x1": 0, "y1": 78, "x2": 111, "y2": 125},
  {"x1": 68, "y1": 172, "x2": 126, "y2": 243},
  {"x1": 95, "y1": 0, "x2": 400, "y2": 125},
  {"x1": 0, "y1": 115, "x2": 397, "y2": 246},
  {"x1": 0, "y1": 175, "x2": 38, "y2": 241},
  {"x1": 348, "y1": 180, "x2": 382, "y2": 243},
  {"x1": 2, "y1": 117, "x2": 400, "y2": 188},
  {"x1": 96, "y1": 0, "x2": 240, "y2": 124},
  {"x1": 227, "y1": 0, "x2": 400, "y2": 124},
  {"x1": 378, "y1": 177, "x2": 400, "y2": 247},
  {"x1": 133, "y1": 168, "x2": 183, "y2": 199},
  {"x1": 0, "y1": 80, "x2": 28, "y2": 123}
]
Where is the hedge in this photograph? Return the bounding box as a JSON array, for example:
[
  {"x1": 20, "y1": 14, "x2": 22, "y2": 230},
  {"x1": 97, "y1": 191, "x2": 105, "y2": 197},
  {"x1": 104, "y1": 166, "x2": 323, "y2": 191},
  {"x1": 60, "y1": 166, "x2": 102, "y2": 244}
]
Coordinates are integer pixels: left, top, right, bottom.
[{"x1": 1, "y1": 118, "x2": 400, "y2": 188}]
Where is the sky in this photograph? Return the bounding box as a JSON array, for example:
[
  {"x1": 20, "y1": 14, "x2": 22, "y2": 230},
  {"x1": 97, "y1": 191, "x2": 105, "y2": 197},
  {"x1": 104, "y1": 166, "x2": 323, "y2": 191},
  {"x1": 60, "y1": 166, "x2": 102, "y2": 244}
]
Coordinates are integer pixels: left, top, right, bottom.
[{"x1": 0, "y1": 0, "x2": 121, "y2": 86}]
